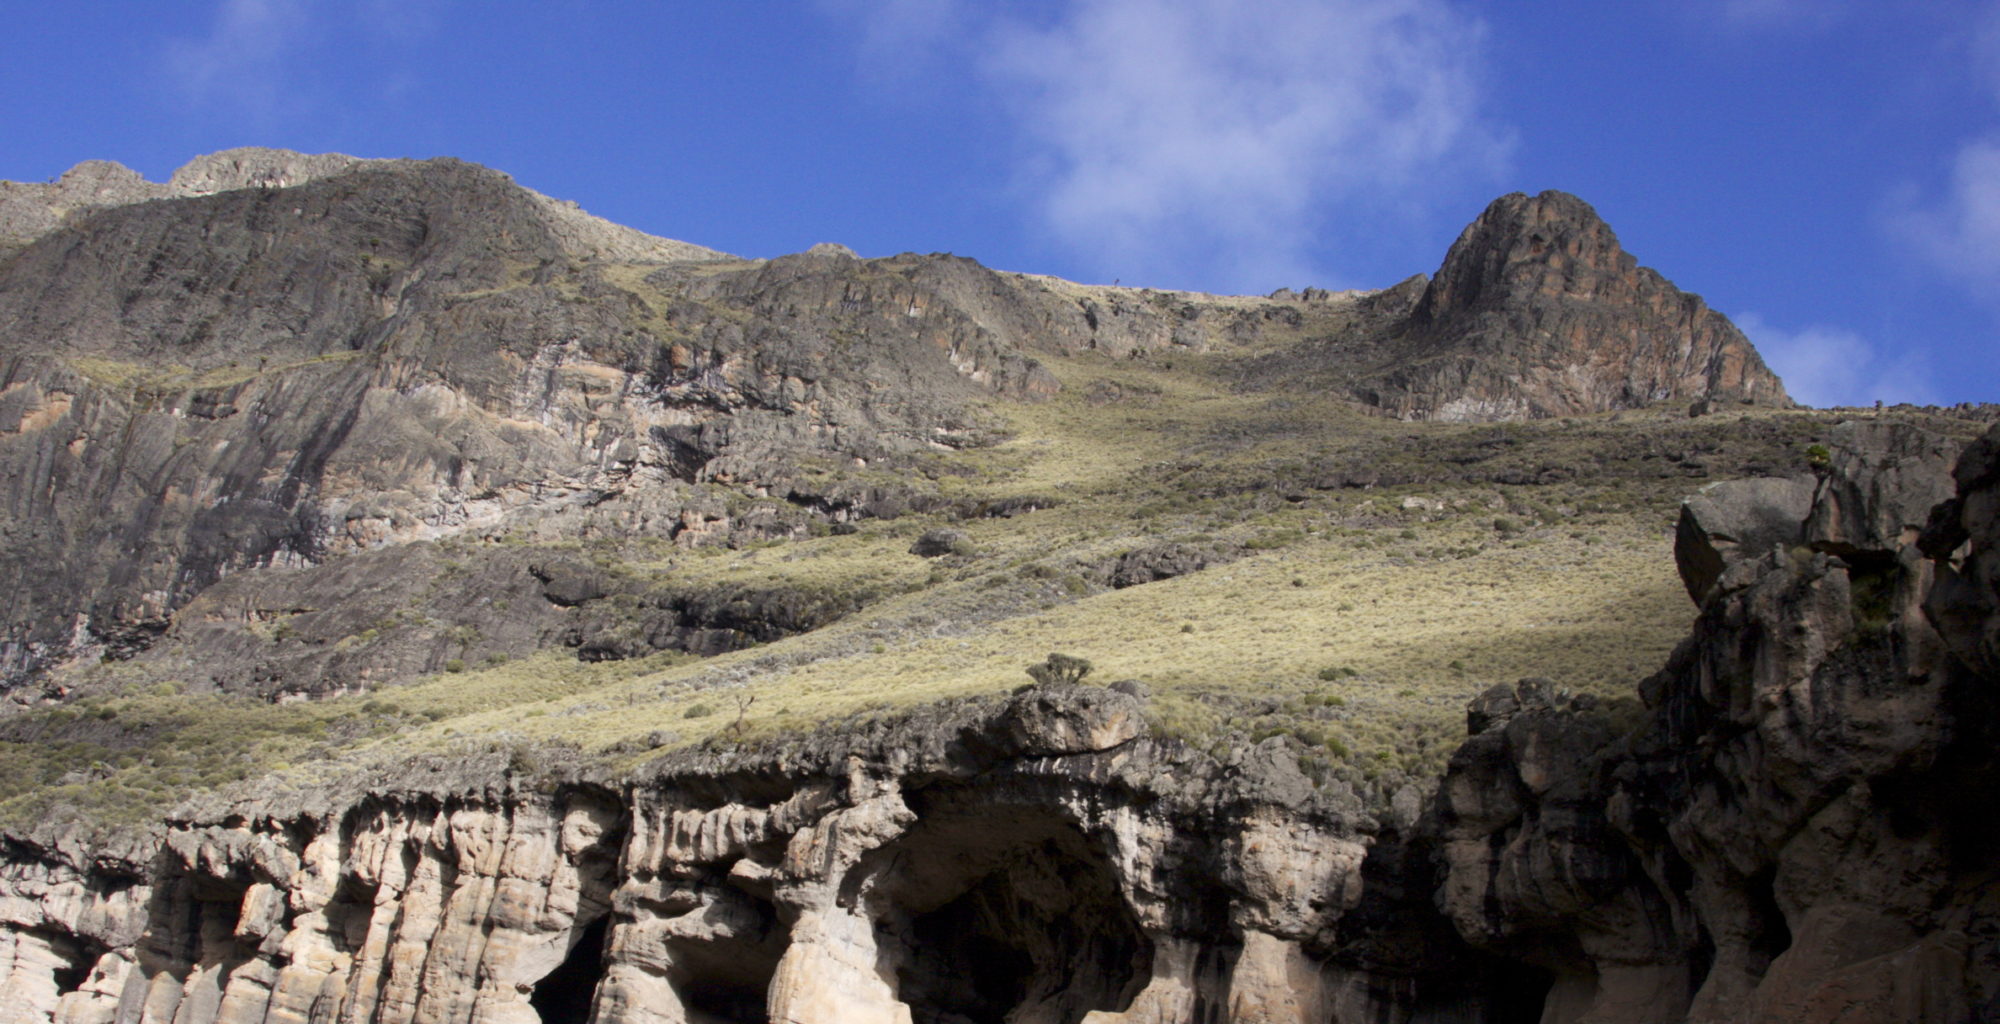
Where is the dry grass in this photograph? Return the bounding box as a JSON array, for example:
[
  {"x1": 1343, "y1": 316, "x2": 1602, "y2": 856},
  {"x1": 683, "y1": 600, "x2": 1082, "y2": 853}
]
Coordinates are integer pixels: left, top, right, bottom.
[{"x1": 11, "y1": 335, "x2": 1891, "y2": 824}]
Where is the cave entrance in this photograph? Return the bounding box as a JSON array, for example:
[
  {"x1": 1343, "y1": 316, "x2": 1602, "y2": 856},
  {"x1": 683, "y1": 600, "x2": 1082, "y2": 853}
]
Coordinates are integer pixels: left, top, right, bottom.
[
  {"x1": 43, "y1": 929, "x2": 103, "y2": 996},
  {"x1": 1484, "y1": 963, "x2": 1555, "y2": 1024},
  {"x1": 861, "y1": 799, "x2": 1152, "y2": 1024},
  {"x1": 663, "y1": 886, "x2": 787, "y2": 1024},
  {"x1": 530, "y1": 915, "x2": 610, "y2": 1024}
]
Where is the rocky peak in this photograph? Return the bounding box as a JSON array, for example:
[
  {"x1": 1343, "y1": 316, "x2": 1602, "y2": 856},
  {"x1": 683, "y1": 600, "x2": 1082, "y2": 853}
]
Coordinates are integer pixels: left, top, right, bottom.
[
  {"x1": 163, "y1": 147, "x2": 364, "y2": 196},
  {"x1": 1360, "y1": 190, "x2": 1791, "y2": 421},
  {"x1": 0, "y1": 148, "x2": 732, "y2": 266},
  {"x1": 1411, "y1": 190, "x2": 1634, "y2": 325}
]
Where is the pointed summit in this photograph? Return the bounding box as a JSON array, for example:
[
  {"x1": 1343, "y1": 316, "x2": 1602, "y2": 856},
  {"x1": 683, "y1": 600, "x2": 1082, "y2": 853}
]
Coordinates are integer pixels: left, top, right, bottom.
[
  {"x1": 1364, "y1": 190, "x2": 1791, "y2": 421},
  {"x1": 1413, "y1": 190, "x2": 1636, "y2": 325}
]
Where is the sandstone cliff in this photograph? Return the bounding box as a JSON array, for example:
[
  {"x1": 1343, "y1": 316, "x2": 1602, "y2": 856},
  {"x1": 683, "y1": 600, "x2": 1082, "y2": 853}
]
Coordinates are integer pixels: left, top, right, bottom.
[{"x1": 1434, "y1": 420, "x2": 2000, "y2": 1021}]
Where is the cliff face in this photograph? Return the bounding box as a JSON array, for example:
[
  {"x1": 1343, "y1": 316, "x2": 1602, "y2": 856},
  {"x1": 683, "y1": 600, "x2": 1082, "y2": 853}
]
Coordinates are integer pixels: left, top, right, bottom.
[
  {"x1": 1435, "y1": 419, "x2": 2000, "y2": 1022},
  {"x1": 0, "y1": 420, "x2": 1994, "y2": 1024},
  {"x1": 0, "y1": 687, "x2": 1477, "y2": 1024},
  {"x1": 0, "y1": 152, "x2": 1401, "y2": 697},
  {"x1": 0, "y1": 155, "x2": 1803, "y2": 699},
  {"x1": 7, "y1": 151, "x2": 1990, "y2": 1024}
]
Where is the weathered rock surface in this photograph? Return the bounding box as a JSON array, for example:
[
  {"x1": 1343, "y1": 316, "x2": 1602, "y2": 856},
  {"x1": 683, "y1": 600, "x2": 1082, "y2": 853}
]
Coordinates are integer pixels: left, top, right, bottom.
[
  {"x1": 1325, "y1": 191, "x2": 1791, "y2": 421},
  {"x1": 0, "y1": 420, "x2": 1995, "y2": 1022},
  {"x1": 1436, "y1": 420, "x2": 2000, "y2": 1022},
  {"x1": 0, "y1": 152, "x2": 1384, "y2": 696},
  {"x1": 0, "y1": 686, "x2": 1495, "y2": 1024},
  {"x1": 0, "y1": 155, "x2": 1811, "y2": 699}
]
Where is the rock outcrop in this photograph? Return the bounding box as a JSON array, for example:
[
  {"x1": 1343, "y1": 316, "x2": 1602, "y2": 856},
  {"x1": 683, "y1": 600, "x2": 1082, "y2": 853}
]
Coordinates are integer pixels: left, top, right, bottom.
[
  {"x1": 0, "y1": 155, "x2": 1809, "y2": 697},
  {"x1": 30, "y1": 151, "x2": 1983, "y2": 1024},
  {"x1": 1351, "y1": 191, "x2": 1790, "y2": 421},
  {"x1": 1435, "y1": 419, "x2": 2000, "y2": 1022},
  {"x1": 0, "y1": 686, "x2": 1506, "y2": 1024},
  {"x1": 0, "y1": 152, "x2": 1383, "y2": 695}
]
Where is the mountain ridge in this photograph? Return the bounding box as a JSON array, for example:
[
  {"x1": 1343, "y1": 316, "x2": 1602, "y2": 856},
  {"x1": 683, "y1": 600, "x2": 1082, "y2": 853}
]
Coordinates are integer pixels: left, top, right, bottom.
[{"x1": 3, "y1": 148, "x2": 1993, "y2": 1024}]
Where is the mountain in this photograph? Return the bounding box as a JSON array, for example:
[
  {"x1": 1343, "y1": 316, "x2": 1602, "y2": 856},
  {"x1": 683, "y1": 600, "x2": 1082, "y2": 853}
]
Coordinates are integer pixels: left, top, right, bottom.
[{"x1": 0, "y1": 151, "x2": 1991, "y2": 1024}]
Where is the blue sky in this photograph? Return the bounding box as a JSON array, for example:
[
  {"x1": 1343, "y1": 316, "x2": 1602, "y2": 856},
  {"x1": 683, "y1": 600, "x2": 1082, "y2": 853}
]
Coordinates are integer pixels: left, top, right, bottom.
[{"x1": 2, "y1": 0, "x2": 1994, "y2": 407}]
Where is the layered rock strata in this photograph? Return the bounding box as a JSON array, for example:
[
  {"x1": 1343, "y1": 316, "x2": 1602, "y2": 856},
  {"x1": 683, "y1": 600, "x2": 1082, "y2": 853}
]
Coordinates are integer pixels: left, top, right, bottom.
[
  {"x1": 0, "y1": 687, "x2": 1484, "y2": 1024},
  {"x1": 0, "y1": 153, "x2": 1350, "y2": 695}
]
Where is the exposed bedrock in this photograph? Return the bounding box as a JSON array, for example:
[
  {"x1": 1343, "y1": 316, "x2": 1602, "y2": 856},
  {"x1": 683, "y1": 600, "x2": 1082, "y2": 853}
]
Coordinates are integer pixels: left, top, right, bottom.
[
  {"x1": 1438, "y1": 419, "x2": 2000, "y2": 1022},
  {"x1": 0, "y1": 153, "x2": 1338, "y2": 695},
  {"x1": 0, "y1": 684, "x2": 1573, "y2": 1024},
  {"x1": 1355, "y1": 191, "x2": 1791, "y2": 422}
]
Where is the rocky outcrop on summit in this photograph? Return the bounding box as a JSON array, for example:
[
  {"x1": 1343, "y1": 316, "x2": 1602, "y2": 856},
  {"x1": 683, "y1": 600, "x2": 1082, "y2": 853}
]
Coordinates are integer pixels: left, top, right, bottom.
[
  {"x1": 1353, "y1": 191, "x2": 1790, "y2": 421},
  {"x1": 1435, "y1": 419, "x2": 2000, "y2": 1022},
  {"x1": 0, "y1": 148, "x2": 729, "y2": 265}
]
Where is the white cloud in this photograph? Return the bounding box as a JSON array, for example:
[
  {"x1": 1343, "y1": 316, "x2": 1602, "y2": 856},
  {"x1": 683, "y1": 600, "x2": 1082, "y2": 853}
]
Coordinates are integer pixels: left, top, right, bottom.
[
  {"x1": 814, "y1": 0, "x2": 973, "y2": 83},
  {"x1": 991, "y1": 0, "x2": 1500, "y2": 290},
  {"x1": 1735, "y1": 312, "x2": 1938, "y2": 409},
  {"x1": 163, "y1": 0, "x2": 445, "y2": 115},
  {"x1": 1895, "y1": 137, "x2": 2000, "y2": 298},
  {"x1": 165, "y1": 0, "x2": 313, "y2": 108},
  {"x1": 827, "y1": 0, "x2": 1503, "y2": 291}
]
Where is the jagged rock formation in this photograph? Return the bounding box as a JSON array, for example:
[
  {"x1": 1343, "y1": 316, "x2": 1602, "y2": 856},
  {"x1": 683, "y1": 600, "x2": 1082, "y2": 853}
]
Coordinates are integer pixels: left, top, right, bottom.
[
  {"x1": 1266, "y1": 191, "x2": 1792, "y2": 421},
  {"x1": 24, "y1": 150, "x2": 1993, "y2": 1024},
  {"x1": 1435, "y1": 419, "x2": 2000, "y2": 1021},
  {"x1": 0, "y1": 420, "x2": 1994, "y2": 1023},
  {"x1": 0, "y1": 153, "x2": 1807, "y2": 698}
]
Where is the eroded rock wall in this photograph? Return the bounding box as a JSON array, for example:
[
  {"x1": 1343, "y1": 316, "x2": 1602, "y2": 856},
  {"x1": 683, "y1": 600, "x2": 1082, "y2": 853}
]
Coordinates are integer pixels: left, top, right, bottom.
[
  {"x1": 0, "y1": 686, "x2": 1492, "y2": 1024},
  {"x1": 1436, "y1": 419, "x2": 2000, "y2": 1023},
  {"x1": 4, "y1": 419, "x2": 1995, "y2": 1024}
]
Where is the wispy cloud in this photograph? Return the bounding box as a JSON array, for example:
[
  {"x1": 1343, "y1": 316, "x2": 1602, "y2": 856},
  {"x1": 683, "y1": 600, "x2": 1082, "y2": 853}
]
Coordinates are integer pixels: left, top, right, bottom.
[
  {"x1": 827, "y1": 0, "x2": 1504, "y2": 292},
  {"x1": 1888, "y1": 6, "x2": 2000, "y2": 308},
  {"x1": 1893, "y1": 137, "x2": 2000, "y2": 299},
  {"x1": 1710, "y1": 0, "x2": 1848, "y2": 30},
  {"x1": 814, "y1": 0, "x2": 971, "y2": 85},
  {"x1": 164, "y1": 0, "x2": 314, "y2": 110},
  {"x1": 163, "y1": 0, "x2": 447, "y2": 117},
  {"x1": 1735, "y1": 312, "x2": 1937, "y2": 408}
]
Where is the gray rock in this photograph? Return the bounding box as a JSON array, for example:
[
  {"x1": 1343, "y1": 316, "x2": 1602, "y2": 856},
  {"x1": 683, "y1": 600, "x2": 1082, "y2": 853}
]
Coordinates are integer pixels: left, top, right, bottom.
[{"x1": 1675, "y1": 474, "x2": 1816, "y2": 602}]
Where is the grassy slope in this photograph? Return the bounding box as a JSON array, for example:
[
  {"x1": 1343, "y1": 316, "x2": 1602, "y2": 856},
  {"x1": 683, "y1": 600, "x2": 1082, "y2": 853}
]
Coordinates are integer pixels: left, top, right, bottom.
[{"x1": 0, "y1": 333, "x2": 1952, "y2": 825}]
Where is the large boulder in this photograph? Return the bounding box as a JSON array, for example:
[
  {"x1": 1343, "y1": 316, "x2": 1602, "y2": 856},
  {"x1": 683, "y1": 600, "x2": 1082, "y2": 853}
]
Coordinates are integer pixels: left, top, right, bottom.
[{"x1": 1675, "y1": 475, "x2": 1816, "y2": 603}]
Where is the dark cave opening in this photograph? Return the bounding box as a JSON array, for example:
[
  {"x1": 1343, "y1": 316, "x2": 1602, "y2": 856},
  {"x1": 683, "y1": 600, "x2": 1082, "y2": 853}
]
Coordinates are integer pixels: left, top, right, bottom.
[
  {"x1": 45, "y1": 930, "x2": 101, "y2": 995},
  {"x1": 325, "y1": 874, "x2": 380, "y2": 955},
  {"x1": 1484, "y1": 962, "x2": 1556, "y2": 1024},
  {"x1": 901, "y1": 879, "x2": 1039, "y2": 1024},
  {"x1": 529, "y1": 915, "x2": 610, "y2": 1024},
  {"x1": 682, "y1": 975, "x2": 774, "y2": 1024},
  {"x1": 51, "y1": 958, "x2": 91, "y2": 995},
  {"x1": 1745, "y1": 867, "x2": 1792, "y2": 976},
  {"x1": 862, "y1": 799, "x2": 1153, "y2": 1024},
  {"x1": 664, "y1": 886, "x2": 787, "y2": 1024}
]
